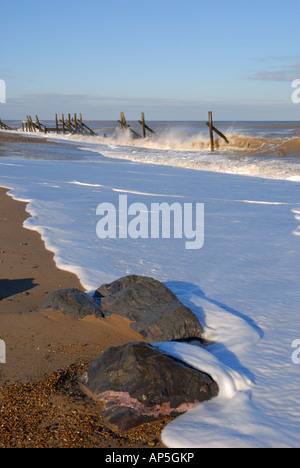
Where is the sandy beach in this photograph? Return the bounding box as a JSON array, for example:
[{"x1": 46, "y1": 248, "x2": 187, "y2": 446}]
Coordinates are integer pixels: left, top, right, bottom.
[{"x1": 0, "y1": 183, "x2": 170, "y2": 448}]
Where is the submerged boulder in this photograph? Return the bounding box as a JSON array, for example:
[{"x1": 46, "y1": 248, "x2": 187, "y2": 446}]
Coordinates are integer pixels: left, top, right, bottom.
[
  {"x1": 81, "y1": 341, "x2": 219, "y2": 431},
  {"x1": 93, "y1": 275, "x2": 203, "y2": 343},
  {"x1": 42, "y1": 288, "x2": 104, "y2": 319}
]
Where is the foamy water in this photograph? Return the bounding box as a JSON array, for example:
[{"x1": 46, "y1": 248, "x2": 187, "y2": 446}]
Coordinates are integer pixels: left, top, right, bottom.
[{"x1": 3, "y1": 120, "x2": 300, "y2": 181}]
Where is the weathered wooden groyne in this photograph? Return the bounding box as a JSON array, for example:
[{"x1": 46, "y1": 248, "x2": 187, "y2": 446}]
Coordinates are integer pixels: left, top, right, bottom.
[
  {"x1": 22, "y1": 113, "x2": 96, "y2": 136},
  {"x1": 118, "y1": 112, "x2": 156, "y2": 139},
  {"x1": 206, "y1": 111, "x2": 229, "y2": 152},
  {"x1": 1, "y1": 111, "x2": 230, "y2": 152},
  {"x1": 0, "y1": 119, "x2": 12, "y2": 130},
  {"x1": 118, "y1": 111, "x2": 229, "y2": 150}
]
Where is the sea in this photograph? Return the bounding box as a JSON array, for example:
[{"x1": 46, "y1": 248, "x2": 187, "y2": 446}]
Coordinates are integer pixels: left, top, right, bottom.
[{"x1": 1, "y1": 120, "x2": 300, "y2": 181}]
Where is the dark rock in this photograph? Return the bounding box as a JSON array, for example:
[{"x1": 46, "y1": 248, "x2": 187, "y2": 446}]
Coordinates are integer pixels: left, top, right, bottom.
[
  {"x1": 80, "y1": 341, "x2": 219, "y2": 431},
  {"x1": 42, "y1": 288, "x2": 104, "y2": 319},
  {"x1": 96, "y1": 274, "x2": 154, "y2": 297},
  {"x1": 93, "y1": 275, "x2": 203, "y2": 343}
]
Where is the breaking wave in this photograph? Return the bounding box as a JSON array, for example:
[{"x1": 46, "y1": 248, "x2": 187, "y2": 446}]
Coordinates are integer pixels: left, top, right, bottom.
[
  {"x1": 73, "y1": 128, "x2": 300, "y2": 182},
  {"x1": 9, "y1": 121, "x2": 300, "y2": 181},
  {"x1": 100, "y1": 127, "x2": 300, "y2": 159}
]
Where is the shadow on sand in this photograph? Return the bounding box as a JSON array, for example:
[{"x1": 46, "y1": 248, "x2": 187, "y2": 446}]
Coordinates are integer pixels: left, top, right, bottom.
[{"x1": 0, "y1": 278, "x2": 37, "y2": 300}]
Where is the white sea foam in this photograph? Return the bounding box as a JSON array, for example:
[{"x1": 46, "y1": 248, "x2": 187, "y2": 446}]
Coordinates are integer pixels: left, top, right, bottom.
[
  {"x1": 10, "y1": 125, "x2": 300, "y2": 181},
  {"x1": 154, "y1": 341, "x2": 253, "y2": 400}
]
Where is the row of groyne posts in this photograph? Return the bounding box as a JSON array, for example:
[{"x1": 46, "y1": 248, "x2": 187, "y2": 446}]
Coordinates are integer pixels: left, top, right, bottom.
[
  {"x1": 20, "y1": 112, "x2": 157, "y2": 140},
  {"x1": 0, "y1": 112, "x2": 229, "y2": 152},
  {"x1": 21, "y1": 113, "x2": 97, "y2": 136}
]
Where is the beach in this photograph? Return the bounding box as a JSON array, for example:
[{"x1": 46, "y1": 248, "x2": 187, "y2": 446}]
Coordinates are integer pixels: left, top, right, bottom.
[
  {"x1": 0, "y1": 126, "x2": 299, "y2": 448},
  {"x1": 0, "y1": 182, "x2": 172, "y2": 448}
]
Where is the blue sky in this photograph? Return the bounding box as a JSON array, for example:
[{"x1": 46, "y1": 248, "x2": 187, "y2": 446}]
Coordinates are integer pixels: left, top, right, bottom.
[{"x1": 1, "y1": 0, "x2": 300, "y2": 120}]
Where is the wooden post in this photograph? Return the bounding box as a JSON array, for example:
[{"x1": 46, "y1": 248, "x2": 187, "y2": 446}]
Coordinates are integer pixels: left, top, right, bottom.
[
  {"x1": 208, "y1": 111, "x2": 214, "y2": 152},
  {"x1": 138, "y1": 113, "x2": 155, "y2": 136},
  {"x1": 205, "y1": 122, "x2": 230, "y2": 144},
  {"x1": 81, "y1": 122, "x2": 97, "y2": 136},
  {"x1": 30, "y1": 116, "x2": 37, "y2": 132},
  {"x1": 55, "y1": 114, "x2": 58, "y2": 133},
  {"x1": 79, "y1": 113, "x2": 83, "y2": 126},
  {"x1": 27, "y1": 116, "x2": 33, "y2": 132},
  {"x1": 35, "y1": 115, "x2": 42, "y2": 132},
  {"x1": 120, "y1": 112, "x2": 129, "y2": 129},
  {"x1": 26, "y1": 116, "x2": 31, "y2": 132},
  {"x1": 64, "y1": 121, "x2": 73, "y2": 133},
  {"x1": 280, "y1": 149, "x2": 285, "y2": 158},
  {"x1": 141, "y1": 112, "x2": 146, "y2": 138},
  {"x1": 74, "y1": 113, "x2": 77, "y2": 130},
  {"x1": 61, "y1": 114, "x2": 65, "y2": 134},
  {"x1": 118, "y1": 113, "x2": 123, "y2": 128}
]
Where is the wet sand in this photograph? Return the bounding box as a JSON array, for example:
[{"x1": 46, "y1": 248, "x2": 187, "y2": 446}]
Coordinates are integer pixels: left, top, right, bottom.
[
  {"x1": 0, "y1": 130, "x2": 59, "y2": 144},
  {"x1": 0, "y1": 185, "x2": 171, "y2": 447}
]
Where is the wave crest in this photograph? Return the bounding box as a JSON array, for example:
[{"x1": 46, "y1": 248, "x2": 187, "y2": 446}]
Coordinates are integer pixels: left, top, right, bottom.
[{"x1": 107, "y1": 127, "x2": 300, "y2": 159}]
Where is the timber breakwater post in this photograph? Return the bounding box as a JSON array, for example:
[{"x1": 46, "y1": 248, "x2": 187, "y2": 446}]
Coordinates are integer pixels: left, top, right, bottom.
[
  {"x1": 0, "y1": 119, "x2": 12, "y2": 130},
  {"x1": 206, "y1": 111, "x2": 230, "y2": 152},
  {"x1": 138, "y1": 112, "x2": 156, "y2": 138}
]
